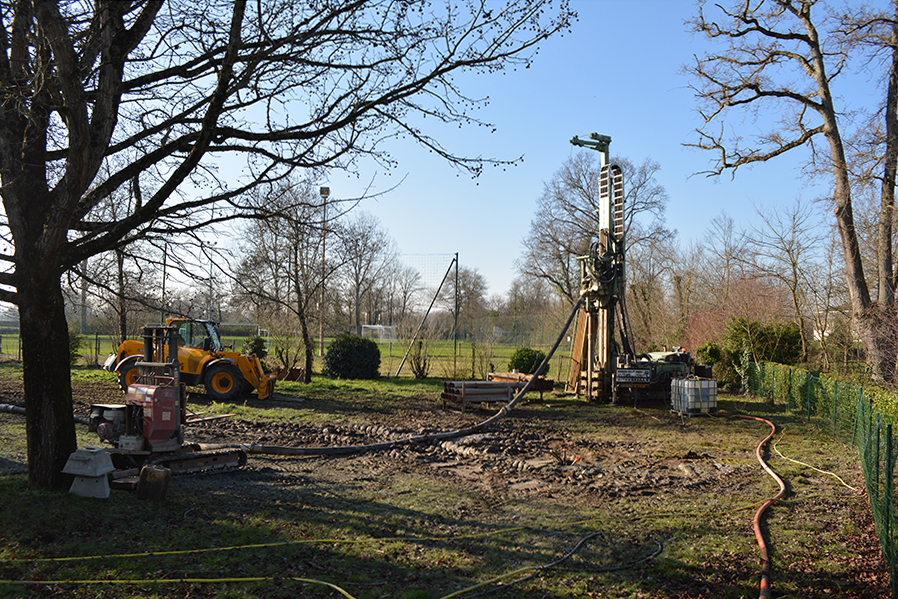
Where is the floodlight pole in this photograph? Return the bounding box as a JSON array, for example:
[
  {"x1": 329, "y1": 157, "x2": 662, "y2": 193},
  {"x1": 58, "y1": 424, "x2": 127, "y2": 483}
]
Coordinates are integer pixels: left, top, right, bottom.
[
  {"x1": 319, "y1": 186, "x2": 330, "y2": 357},
  {"x1": 453, "y1": 252, "x2": 459, "y2": 373}
]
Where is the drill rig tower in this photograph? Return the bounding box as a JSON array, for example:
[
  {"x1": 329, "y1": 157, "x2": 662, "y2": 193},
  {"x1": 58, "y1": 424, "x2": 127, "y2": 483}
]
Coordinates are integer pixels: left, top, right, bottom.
[
  {"x1": 565, "y1": 133, "x2": 635, "y2": 402},
  {"x1": 566, "y1": 133, "x2": 695, "y2": 404}
]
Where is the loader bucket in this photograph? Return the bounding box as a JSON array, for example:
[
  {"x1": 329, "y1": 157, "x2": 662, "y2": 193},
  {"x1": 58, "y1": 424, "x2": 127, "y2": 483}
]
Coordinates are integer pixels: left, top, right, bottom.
[{"x1": 257, "y1": 372, "x2": 278, "y2": 399}]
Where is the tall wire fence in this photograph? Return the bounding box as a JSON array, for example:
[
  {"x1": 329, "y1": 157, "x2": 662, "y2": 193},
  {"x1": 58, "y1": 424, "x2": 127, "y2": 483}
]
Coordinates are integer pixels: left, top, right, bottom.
[{"x1": 746, "y1": 362, "x2": 897, "y2": 596}]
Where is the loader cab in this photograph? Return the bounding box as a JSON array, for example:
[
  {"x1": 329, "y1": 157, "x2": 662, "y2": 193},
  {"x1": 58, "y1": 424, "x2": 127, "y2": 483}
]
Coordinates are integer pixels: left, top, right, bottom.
[{"x1": 174, "y1": 320, "x2": 222, "y2": 353}]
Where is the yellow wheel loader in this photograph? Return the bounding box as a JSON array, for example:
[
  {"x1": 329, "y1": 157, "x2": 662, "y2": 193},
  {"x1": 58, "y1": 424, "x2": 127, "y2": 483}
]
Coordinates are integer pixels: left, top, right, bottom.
[{"x1": 104, "y1": 318, "x2": 277, "y2": 401}]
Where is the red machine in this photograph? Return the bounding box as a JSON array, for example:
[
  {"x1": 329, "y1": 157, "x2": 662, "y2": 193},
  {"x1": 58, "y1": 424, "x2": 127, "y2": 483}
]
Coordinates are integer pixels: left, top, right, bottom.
[
  {"x1": 126, "y1": 384, "x2": 180, "y2": 448},
  {"x1": 88, "y1": 325, "x2": 245, "y2": 490}
]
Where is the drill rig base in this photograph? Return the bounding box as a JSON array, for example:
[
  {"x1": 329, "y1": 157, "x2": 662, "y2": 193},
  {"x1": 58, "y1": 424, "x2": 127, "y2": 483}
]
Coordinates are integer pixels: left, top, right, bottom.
[{"x1": 108, "y1": 448, "x2": 248, "y2": 493}]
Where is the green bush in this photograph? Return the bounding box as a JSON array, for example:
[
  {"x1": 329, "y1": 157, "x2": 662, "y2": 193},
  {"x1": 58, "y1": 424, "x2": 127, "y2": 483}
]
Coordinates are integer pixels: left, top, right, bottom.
[
  {"x1": 724, "y1": 317, "x2": 802, "y2": 365},
  {"x1": 699, "y1": 318, "x2": 803, "y2": 392},
  {"x1": 242, "y1": 335, "x2": 268, "y2": 359},
  {"x1": 507, "y1": 346, "x2": 548, "y2": 376},
  {"x1": 323, "y1": 334, "x2": 381, "y2": 379}
]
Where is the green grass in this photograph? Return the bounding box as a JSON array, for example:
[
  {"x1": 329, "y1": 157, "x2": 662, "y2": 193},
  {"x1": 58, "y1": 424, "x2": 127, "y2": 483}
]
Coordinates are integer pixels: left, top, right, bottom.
[
  {"x1": 4, "y1": 333, "x2": 570, "y2": 386},
  {"x1": 0, "y1": 363, "x2": 881, "y2": 598}
]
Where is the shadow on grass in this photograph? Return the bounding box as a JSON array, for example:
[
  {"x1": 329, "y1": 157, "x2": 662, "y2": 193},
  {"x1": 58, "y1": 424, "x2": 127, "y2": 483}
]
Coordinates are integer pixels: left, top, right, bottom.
[{"x1": 0, "y1": 467, "x2": 696, "y2": 599}]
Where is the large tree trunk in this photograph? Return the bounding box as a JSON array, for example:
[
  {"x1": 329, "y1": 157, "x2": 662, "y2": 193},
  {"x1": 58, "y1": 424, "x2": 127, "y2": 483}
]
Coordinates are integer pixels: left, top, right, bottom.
[
  {"x1": 850, "y1": 14, "x2": 898, "y2": 383},
  {"x1": 856, "y1": 310, "x2": 897, "y2": 382},
  {"x1": 882, "y1": 16, "x2": 898, "y2": 305},
  {"x1": 818, "y1": 56, "x2": 888, "y2": 378},
  {"x1": 19, "y1": 274, "x2": 77, "y2": 491}
]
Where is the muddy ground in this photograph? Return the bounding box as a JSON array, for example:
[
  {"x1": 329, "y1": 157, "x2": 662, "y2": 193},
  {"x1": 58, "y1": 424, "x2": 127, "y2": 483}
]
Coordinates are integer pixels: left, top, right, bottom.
[{"x1": 0, "y1": 375, "x2": 891, "y2": 598}]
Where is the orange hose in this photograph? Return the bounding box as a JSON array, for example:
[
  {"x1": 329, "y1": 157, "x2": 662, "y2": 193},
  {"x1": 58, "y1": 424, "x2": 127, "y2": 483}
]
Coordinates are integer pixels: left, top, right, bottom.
[{"x1": 737, "y1": 415, "x2": 785, "y2": 599}]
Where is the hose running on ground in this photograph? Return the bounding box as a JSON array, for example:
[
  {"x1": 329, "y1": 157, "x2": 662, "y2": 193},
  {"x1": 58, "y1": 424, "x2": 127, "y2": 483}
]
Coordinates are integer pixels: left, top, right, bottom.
[
  {"x1": 217, "y1": 295, "x2": 587, "y2": 458},
  {"x1": 737, "y1": 415, "x2": 786, "y2": 599},
  {"x1": 3, "y1": 298, "x2": 587, "y2": 459}
]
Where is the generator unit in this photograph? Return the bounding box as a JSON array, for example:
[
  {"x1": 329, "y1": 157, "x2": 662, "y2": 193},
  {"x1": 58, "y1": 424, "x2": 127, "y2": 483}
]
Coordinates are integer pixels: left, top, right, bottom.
[{"x1": 83, "y1": 325, "x2": 246, "y2": 495}]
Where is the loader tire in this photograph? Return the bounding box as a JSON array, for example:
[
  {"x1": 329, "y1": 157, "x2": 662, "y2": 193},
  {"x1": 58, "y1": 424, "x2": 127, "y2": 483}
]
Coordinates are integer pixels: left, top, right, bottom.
[
  {"x1": 118, "y1": 363, "x2": 140, "y2": 392},
  {"x1": 205, "y1": 363, "x2": 243, "y2": 402}
]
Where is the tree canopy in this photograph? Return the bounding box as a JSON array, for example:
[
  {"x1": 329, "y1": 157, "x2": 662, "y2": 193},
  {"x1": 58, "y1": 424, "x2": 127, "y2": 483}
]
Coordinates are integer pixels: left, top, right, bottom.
[
  {"x1": 686, "y1": 0, "x2": 898, "y2": 382},
  {"x1": 518, "y1": 150, "x2": 671, "y2": 306},
  {"x1": 0, "y1": 0, "x2": 574, "y2": 490}
]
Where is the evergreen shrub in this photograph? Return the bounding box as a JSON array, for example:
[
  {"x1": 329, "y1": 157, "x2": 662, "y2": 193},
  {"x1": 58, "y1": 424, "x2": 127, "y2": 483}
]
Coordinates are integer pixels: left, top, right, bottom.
[
  {"x1": 323, "y1": 334, "x2": 381, "y2": 379},
  {"x1": 507, "y1": 346, "x2": 548, "y2": 376}
]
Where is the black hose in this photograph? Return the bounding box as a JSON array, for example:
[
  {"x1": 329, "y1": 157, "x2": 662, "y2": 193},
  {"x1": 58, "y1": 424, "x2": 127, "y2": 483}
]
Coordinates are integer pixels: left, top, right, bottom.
[
  {"x1": 0, "y1": 403, "x2": 90, "y2": 426},
  {"x1": 236, "y1": 294, "x2": 587, "y2": 458},
  {"x1": 465, "y1": 531, "x2": 664, "y2": 598}
]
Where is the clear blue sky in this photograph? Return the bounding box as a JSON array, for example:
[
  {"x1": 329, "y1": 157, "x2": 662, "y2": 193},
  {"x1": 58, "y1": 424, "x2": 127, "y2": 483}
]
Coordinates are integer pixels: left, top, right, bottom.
[{"x1": 326, "y1": 0, "x2": 833, "y2": 296}]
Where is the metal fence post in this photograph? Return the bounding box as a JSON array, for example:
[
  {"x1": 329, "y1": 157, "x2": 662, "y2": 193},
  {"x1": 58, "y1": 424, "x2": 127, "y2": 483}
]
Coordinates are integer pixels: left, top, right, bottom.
[
  {"x1": 886, "y1": 424, "x2": 896, "y2": 597},
  {"x1": 832, "y1": 381, "x2": 837, "y2": 439},
  {"x1": 806, "y1": 369, "x2": 812, "y2": 422},
  {"x1": 805, "y1": 371, "x2": 811, "y2": 419},
  {"x1": 787, "y1": 367, "x2": 791, "y2": 408},
  {"x1": 834, "y1": 380, "x2": 839, "y2": 418},
  {"x1": 876, "y1": 415, "x2": 882, "y2": 508}
]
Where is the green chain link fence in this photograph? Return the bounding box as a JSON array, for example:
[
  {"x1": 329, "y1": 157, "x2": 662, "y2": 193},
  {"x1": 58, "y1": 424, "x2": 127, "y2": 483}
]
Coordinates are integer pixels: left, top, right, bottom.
[{"x1": 746, "y1": 362, "x2": 897, "y2": 596}]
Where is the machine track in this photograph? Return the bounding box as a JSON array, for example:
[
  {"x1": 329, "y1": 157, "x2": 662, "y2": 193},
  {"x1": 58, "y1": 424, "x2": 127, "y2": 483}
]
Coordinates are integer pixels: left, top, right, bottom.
[{"x1": 150, "y1": 448, "x2": 248, "y2": 475}]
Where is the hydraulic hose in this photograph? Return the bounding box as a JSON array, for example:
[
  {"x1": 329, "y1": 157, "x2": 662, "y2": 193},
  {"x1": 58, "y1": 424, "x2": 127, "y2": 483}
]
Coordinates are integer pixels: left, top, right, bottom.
[
  {"x1": 226, "y1": 294, "x2": 587, "y2": 458},
  {"x1": 0, "y1": 403, "x2": 90, "y2": 425},
  {"x1": 4, "y1": 294, "x2": 584, "y2": 462},
  {"x1": 737, "y1": 415, "x2": 785, "y2": 599}
]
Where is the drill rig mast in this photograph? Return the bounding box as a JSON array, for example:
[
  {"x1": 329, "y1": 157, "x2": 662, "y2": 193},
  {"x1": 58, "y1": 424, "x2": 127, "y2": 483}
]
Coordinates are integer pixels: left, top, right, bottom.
[
  {"x1": 566, "y1": 133, "x2": 692, "y2": 404},
  {"x1": 566, "y1": 134, "x2": 635, "y2": 402}
]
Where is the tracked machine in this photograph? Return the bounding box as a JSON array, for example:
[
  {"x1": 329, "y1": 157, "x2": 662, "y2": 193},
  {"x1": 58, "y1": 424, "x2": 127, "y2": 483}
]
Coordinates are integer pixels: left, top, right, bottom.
[
  {"x1": 82, "y1": 325, "x2": 247, "y2": 496},
  {"x1": 566, "y1": 133, "x2": 705, "y2": 405}
]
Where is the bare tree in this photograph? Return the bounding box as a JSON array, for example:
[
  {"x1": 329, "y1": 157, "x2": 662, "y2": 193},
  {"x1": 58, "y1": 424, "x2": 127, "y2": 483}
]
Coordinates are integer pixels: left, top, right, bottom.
[
  {"x1": 686, "y1": 0, "x2": 898, "y2": 382},
  {"x1": 439, "y1": 265, "x2": 490, "y2": 340},
  {"x1": 626, "y1": 238, "x2": 674, "y2": 351},
  {"x1": 384, "y1": 262, "x2": 423, "y2": 330},
  {"x1": 667, "y1": 240, "x2": 706, "y2": 348},
  {"x1": 701, "y1": 213, "x2": 747, "y2": 307},
  {"x1": 683, "y1": 215, "x2": 793, "y2": 353},
  {"x1": 232, "y1": 177, "x2": 331, "y2": 381},
  {"x1": 0, "y1": 0, "x2": 574, "y2": 489},
  {"x1": 518, "y1": 150, "x2": 673, "y2": 307},
  {"x1": 804, "y1": 224, "x2": 850, "y2": 371},
  {"x1": 501, "y1": 273, "x2": 558, "y2": 343},
  {"x1": 335, "y1": 212, "x2": 395, "y2": 336},
  {"x1": 745, "y1": 198, "x2": 826, "y2": 363}
]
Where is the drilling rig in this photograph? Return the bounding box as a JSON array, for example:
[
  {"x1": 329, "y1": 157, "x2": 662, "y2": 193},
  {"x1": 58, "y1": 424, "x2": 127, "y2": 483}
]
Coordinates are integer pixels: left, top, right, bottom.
[{"x1": 566, "y1": 133, "x2": 694, "y2": 404}]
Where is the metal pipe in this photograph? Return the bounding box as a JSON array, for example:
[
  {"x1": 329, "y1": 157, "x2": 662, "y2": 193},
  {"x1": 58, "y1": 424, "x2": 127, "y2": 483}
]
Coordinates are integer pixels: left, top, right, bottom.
[{"x1": 394, "y1": 255, "x2": 456, "y2": 377}]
